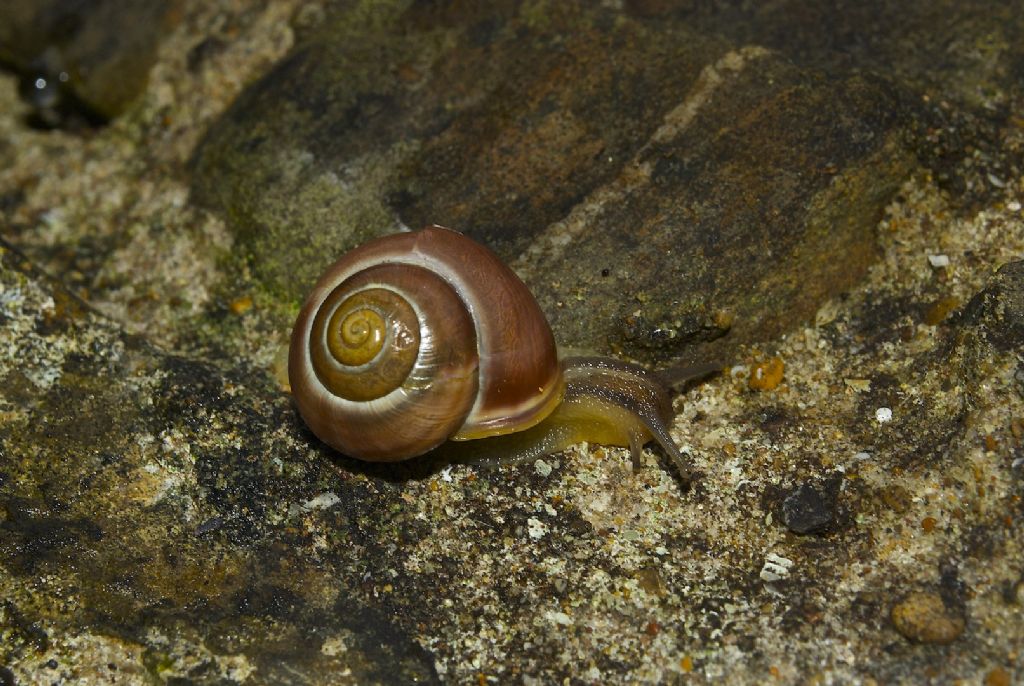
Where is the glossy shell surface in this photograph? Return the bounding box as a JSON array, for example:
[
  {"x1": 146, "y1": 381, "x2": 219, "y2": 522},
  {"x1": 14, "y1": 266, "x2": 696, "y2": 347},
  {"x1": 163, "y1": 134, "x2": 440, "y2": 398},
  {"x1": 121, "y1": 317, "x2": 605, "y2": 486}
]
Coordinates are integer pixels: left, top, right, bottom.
[{"x1": 289, "y1": 225, "x2": 563, "y2": 461}]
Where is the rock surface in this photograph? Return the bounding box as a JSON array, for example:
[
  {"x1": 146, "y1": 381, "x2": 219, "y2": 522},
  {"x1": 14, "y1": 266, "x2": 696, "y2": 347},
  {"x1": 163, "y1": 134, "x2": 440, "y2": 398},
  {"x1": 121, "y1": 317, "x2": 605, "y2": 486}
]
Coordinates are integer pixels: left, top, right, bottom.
[
  {"x1": 191, "y1": 3, "x2": 913, "y2": 364},
  {"x1": 0, "y1": 0, "x2": 181, "y2": 124},
  {"x1": 1, "y1": 0, "x2": 1023, "y2": 684}
]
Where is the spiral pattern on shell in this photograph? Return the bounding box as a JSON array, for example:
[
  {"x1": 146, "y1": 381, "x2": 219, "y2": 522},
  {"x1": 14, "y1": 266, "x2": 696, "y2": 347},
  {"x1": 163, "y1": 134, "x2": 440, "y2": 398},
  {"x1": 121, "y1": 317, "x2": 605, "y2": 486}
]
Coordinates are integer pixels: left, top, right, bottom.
[{"x1": 289, "y1": 225, "x2": 563, "y2": 461}]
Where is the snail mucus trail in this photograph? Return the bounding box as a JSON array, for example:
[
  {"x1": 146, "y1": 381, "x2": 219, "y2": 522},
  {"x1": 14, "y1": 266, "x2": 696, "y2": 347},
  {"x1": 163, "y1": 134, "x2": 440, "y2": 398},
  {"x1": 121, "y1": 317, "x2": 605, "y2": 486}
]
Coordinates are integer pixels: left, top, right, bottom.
[{"x1": 289, "y1": 225, "x2": 697, "y2": 482}]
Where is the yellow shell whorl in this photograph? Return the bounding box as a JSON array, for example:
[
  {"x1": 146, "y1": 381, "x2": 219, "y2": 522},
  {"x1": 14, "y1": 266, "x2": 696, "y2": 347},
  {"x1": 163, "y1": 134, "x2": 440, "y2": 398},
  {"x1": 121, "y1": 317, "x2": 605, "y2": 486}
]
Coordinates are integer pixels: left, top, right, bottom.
[
  {"x1": 328, "y1": 304, "x2": 385, "y2": 366},
  {"x1": 310, "y1": 285, "x2": 421, "y2": 402}
]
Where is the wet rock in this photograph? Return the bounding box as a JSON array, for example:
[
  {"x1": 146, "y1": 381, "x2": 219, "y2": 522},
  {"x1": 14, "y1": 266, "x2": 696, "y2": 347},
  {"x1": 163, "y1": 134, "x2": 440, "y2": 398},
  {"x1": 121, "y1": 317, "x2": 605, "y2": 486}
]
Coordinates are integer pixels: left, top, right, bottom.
[
  {"x1": 192, "y1": 2, "x2": 913, "y2": 364},
  {"x1": 960, "y1": 260, "x2": 1024, "y2": 352},
  {"x1": 641, "y1": 1, "x2": 1022, "y2": 209},
  {"x1": 890, "y1": 591, "x2": 966, "y2": 644},
  {"x1": 0, "y1": 0, "x2": 181, "y2": 123},
  {"x1": 627, "y1": 1, "x2": 1021, "y2": 104},
  {"x1": 3, "y1": 1, "x2": 1024, "y2": 683},
  {"x1": 0, "y1": 244, "x2": 439, "y2": 684},
  {"x1": 782, "y1": 482, "x2": 836, "y2": 534}
]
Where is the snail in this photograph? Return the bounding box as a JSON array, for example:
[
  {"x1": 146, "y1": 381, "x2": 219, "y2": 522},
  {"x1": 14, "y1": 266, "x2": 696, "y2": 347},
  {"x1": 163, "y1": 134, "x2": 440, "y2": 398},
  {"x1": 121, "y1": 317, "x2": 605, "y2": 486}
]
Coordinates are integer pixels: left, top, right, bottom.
[{"x1": 289, "y1": 225, "x2": 699, "y2": 481}]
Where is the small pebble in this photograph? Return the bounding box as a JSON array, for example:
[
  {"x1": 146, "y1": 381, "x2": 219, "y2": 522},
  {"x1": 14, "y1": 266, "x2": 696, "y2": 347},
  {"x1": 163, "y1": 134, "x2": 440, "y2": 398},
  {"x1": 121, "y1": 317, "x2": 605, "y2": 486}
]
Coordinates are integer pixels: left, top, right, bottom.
[
  {"x1": 844, "y1": 378, "x2": 871, "y2": 392},
  {"x1": 923, "y1": 296, "x2": 959, "y2": 325},
  {"x1": 782, "y1": 483, "x2": 835, "y2": 534},
  {"x1": 760, "y1": 552, "x2": 794, "y2": 582},
  {"x1": 879, "y1": 484, "x2": 911, "y2": 513},
  {"x1": 890, "y1": 591, "x2": 965, "y2": 644},
  {"x1": 748, "y1": 357, "x2": 784, "y2": 391},
  {"x1": 636, "y1": 567, "x2": 667, "y2": 596},
  {"x1": 875, "y1": 407, "x2": 893, "y2": 423},
  {"x1": 194, "y1": 516, "x2": 224, "y2": 535},
  {"x1": 985, "y1": 667, "x2": 1011, "y2": 686},
  {"x1": 927, "y1": 253, "x2": 950, "y2": 268}
]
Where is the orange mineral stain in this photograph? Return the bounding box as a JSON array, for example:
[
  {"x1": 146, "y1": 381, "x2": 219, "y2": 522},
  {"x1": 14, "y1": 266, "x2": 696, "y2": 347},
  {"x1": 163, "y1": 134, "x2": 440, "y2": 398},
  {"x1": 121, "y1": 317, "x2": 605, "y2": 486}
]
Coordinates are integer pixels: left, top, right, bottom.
[{"x1": 749, "y1": 357, "x2": 785, "y2": 391}]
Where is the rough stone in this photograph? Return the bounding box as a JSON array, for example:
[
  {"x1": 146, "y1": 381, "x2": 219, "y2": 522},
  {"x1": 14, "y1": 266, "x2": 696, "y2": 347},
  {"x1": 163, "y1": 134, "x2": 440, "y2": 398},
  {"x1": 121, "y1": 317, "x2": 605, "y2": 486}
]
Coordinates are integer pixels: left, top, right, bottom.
[
  {"x1": 782, "y1": 482, "x2": 835, "y2": 534},
  {"x1": 0, "y1": 242, "x2": 441, "y2": 684},
  {"x1": 191, "y1": 2, "x2": 913, "y2": 365},
  {"x1": 0, "y1": 0, "x2": 181, "y2": 123},
  {"x1": 960, "y1": 260, "x2": 1024, "y2": 352},
  {"x1": 626, "y1": 0, "x2": 1023, "y2": 209},
  {"x1": 1, "y1": 0, "x2": 1024, "y2": 683}
]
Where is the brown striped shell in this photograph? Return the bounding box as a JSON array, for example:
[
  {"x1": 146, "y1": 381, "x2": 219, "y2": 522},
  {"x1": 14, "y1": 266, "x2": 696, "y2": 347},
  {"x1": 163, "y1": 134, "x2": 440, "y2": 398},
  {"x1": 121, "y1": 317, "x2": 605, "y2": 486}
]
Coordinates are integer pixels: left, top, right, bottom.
[{"x1": 288, "y1": 225, "x2": 563, "y2": 461}]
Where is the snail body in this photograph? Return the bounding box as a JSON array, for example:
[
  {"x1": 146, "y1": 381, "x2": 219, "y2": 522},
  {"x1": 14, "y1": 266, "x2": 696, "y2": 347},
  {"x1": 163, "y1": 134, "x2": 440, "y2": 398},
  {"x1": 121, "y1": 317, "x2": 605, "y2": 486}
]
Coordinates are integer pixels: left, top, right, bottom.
[{"x1": 289, "y1": 225, "x2": 692, "y2": 479}]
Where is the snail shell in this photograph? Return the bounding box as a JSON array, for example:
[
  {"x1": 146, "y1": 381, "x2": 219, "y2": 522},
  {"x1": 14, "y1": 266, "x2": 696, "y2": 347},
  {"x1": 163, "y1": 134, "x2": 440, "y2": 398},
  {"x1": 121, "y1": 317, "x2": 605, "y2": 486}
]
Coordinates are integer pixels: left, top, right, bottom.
[
  {"x1": 289, "y1": 225, "x2": 563, "y2": 461},
  {"x1": 290, "y1": 224, "x2": 698, "y2": 481}
]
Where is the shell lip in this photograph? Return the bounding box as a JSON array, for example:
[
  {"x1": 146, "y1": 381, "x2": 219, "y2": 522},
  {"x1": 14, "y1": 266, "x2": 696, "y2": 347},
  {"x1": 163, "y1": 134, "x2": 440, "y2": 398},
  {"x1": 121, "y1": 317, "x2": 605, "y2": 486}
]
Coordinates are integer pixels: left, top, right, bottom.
[{"x1": 450, "y1": 375, "x2": 565, "y2": 441}]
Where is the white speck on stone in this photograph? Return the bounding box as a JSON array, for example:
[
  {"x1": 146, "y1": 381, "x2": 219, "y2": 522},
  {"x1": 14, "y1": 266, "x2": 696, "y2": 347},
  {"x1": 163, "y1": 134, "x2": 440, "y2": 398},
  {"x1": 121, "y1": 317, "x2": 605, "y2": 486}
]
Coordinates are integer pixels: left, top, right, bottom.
[
  {"x1": 0, "y1": 286, "x2": 25, "y2": 313},
  {"x1": 544, "y1": 503, "x2": 557, "y2": 516},
  {"x1": 927, "y1": 253, "x2": 950, "y2": 268},
  {"x1": 545, "y1": 610, "x2": 572, "y2": 625},
  {"x1": 584, "y1": 491, "x2": 611, "y2": 514},
  {"x1": 40, "y1": 207, "x2": 66, "y2": 230},
  {"x1": 25, "y1": 365, "x2": 62, "y2": 390},
  {"x1": 1012, "y1": 457, "x2": 1024, "y2": 469},
  {"x1": 219, "y1": 653, "x2": 257, "y2": 682},
  {"x1": 852, "y1": 451, "x2": 872, "y2": 461},
  {"x1": 1008, "y1": 200, "x2": 1021, "y2": 212},
  {"x1": 320, "y1": 635, "x2": 348, "y2": 656},
  {"x1": 875, "y1": 407, "x2": 893, "y2": 423},
  {"x1": 301, "y1": 492, "x2": 341, "y2": 511},
  {"x1": 439, "y1": 465, "x2": 454, "y2": 482},
  {"x1": 159, "y1": 430, "x2": 193, "y2": 459},
  {"x1": 534, "y1": 458, "x2": 552, "y2": 477},
  {"x1": 987, "y1": 172, "x2": 1006, "y2": 188},
  {"x1": 527, "y1": 517, "x2": 547, "y2": 540},
  {"x1": 760, "y1": 552, "x2": 795, "y2": 582}
]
